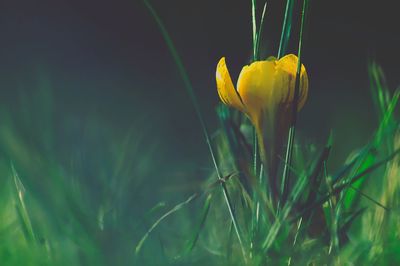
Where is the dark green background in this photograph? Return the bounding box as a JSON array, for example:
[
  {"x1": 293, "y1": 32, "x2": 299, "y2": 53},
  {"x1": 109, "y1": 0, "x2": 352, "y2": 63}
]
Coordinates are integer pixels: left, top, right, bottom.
[{"x1": 1, "y1": 0, "x2": 399, "y2": 165}]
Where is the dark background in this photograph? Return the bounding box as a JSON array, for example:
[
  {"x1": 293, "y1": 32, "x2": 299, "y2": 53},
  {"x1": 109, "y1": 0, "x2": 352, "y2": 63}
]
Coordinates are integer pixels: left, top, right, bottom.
[{"x1": 0, "y1": 0, "x2": 399, "y2": 180}]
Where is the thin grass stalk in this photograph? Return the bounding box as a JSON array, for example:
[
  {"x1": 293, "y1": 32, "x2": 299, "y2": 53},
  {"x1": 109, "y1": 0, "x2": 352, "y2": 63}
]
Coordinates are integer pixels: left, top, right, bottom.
[
  {"x1": 349, "y1": 185, "x2": 390, "y2": 211},
  {"x1": 262, "y1": 168, "x2": 308, "y2": 250},
  {"x1": 287, "y1": 217, "x2": 302, "y2": 266},
  {"x1": 253, "y1": 1, "x2": 268, "y2": 232},
  {"x1": 250, "y1": 0, "x2": 270, "y2": 254},
  {"x1": 323, "y1": 161, "x2": 337, "y2": 255},
  {"x1": 135, "y1": 193, "x2": 199, "y2": 254},
  {"x1": 11, "y1": 163, "x2": 37, "y2": 243},
  {"x1": 252, "y1": 0, "x2": 258, "y2": 61},
  {"x1": 142, "y1": 0, "x2": 246, "y2": 260},
  {"x1": 251, "y1": 0, "x2": 258, "y2": 174},
  {"x1": 251, "y1": 0, "x2": 267, "y2": 230},
  {"x1": 255, "y1": 2, "x2": 268, "y2": 57},
  {"x1": 291, "y1": 147, "x2": 400, "y2": 223},
  {"x1": 277, "y1": 0, "x2": 294, "y2": 59},
  {"x1": 281, "y1": 0, "x2": 308, "y2": 205},
  {"x1": 250, "y1": 1, "x2": 260, "y2": 255}
]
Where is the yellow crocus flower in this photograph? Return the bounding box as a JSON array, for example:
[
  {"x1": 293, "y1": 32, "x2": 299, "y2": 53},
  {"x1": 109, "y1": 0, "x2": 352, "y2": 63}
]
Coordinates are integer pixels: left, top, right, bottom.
[{"x1": 216, "y1": 54, "x2": 308, "y2": 181}]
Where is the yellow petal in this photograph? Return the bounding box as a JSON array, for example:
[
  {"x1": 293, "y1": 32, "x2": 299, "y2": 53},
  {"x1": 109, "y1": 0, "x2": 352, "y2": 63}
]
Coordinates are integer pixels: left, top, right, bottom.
[
  {"x1": 236, "y1": 59, "x2": 277, "y2": 121},
  {"x1": 275, "y1": 54, "x2": 309, "y2": 110},
  {"x1": 216, "y1": 57, "x2": 246, "y2": 112}
]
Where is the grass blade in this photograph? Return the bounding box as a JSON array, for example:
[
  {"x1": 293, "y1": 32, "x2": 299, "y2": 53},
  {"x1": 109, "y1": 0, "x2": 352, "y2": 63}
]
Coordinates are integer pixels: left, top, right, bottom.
[
  {"x1": 175, "y1": 193, "x2": 212, "y2": 258},
  {"x1": 252, "y1": 0, "x2": 258, "y2": 60},
  {"x1": 142, "y1": 0, "x2": 246, "y2": 259},
  {"x1": 277, "y1": 0, "x2": 294, "y2": 59},
  {"x1": 293, "y1": 147, "x2": 400, "y2": 222},
  {"x1": 281, "y1": 0, "x2": 309, "y2": 204},
  {"x1": 255, "y1": 1, "x2": 268, "y2": 59},
  {"x1": 262, "y1": 169, "x2": 308, "y2": 251},
  {"x1": 302, "y1": 137, "x2": 332, "y2": 208},
  {"x1": 11, "y1": 163, "x2": 37, "y2": 243},
  {"x1": 135, "y1": 193, "x2": 200, "y2": 255}
]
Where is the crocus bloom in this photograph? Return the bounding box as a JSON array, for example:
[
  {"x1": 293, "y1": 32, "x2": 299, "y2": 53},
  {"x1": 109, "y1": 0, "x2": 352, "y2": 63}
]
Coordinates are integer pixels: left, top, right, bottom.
[{"x1": 216, "y1": 54, "x2": 308, "y2": 180}]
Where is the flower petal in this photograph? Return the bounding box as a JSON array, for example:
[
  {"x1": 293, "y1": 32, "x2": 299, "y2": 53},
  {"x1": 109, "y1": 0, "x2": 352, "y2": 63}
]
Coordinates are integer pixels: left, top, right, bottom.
[
  {"x1": 276, "y1": 54, "x2": 309, "y2": 110},
  {"x1": 236, "y1": 60, "x2": 277, "y2": 120},
  {"x1": 216, "y1": 57, "x2": 246, "y2": 112}
]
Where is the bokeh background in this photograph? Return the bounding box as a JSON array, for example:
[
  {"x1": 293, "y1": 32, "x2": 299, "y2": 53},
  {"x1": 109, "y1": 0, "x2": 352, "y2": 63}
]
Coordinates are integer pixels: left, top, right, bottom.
[
  {"x1": 0, "y1": 0, "x2": 399, "y2": 264},
  {"x1": 1, "y1": 0, "x2": 399, "y2": 166}
]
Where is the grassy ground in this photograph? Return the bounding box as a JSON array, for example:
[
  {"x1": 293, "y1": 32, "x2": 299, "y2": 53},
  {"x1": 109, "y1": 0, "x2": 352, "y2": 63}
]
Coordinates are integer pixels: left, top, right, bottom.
[{"x1": 1, "y1": 0, "x2": 399, "y2": 265}]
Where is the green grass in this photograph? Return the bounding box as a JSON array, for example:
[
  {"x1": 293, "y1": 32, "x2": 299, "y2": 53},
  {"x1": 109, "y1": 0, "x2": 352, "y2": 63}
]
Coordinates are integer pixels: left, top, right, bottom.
[
  {"x1": 1, "y1": 0, "x2": 400, "y2": 265},
  {"x1": 136, "y1": 0, "x2": 400, "y2": 265}
]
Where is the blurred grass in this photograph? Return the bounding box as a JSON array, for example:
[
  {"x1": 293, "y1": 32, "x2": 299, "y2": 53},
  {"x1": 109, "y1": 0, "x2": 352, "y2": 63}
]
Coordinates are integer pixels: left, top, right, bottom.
[{"x1": 0, "y1": 75, "x2": 195, "y2": 265}]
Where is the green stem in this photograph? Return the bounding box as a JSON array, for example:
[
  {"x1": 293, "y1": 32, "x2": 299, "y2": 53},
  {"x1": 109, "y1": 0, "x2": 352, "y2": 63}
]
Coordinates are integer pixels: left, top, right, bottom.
[
  {"x1": 253, "y1": 127, "x2": 258, "y2": 177},
  {"x1": 281, "y1": 0, "x2": 308, "y2": 204},
  {"x1": 255, "y1": 1, "x2": 268, "y2": 58},
  {"x1": 277, "y1": 0, "x2": 294, "y2": 59},
  {"x1": 252, "y1": 0, "x2": 257, "y2": 61}
]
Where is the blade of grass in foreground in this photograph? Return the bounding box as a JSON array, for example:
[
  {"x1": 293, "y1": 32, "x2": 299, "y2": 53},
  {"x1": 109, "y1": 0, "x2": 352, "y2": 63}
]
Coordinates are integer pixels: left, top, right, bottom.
[
  {"x1": 141, "y1": 1, "x2": 246, "y2": 260},
  {"x1": 252, "y1": 0, "x2": 258, "y2": 60},
  {"x1": 250, "y1": 1, "x2": 268, "y2": 241},
  {"x1": 368, "y1": 62, "x2": 390, "y2": 122},
  {"x1": 277, "y1": 0, "x2": 294, "y2": 59},
  {"x1": 262, "y1": 168, "x2": 308, "y2": 251},
  {"x1": 292, "y1": 147, "x2": 400, "y2": 222},
  {"x1": 134, "y1": 174, "x2": 232, "y2": 255},
  {"x1": 281, "y1": 0, "x2": 309, "y2": 204},
  {"x1": 255, "y1": 1, "x2": 268, "y2": 59},
  {"x1": 135, "y1": 193, "x2": 199, "y2": 255},
  {"x1": 175, "y1": 193, "x2": 212, "y2": 258},
  {"x1": 342, "y1": 89, "x2": 399, "y2": 209},
  {"x1": 11, "y1": 163, "x2": 37, "y2": 243}
]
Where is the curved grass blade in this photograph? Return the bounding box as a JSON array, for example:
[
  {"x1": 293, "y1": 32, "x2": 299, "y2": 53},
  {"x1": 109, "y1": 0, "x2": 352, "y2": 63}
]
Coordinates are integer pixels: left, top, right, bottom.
[
  {"x1": 134, "y1": 173, "x2": 237, "y2": 256},
  {"x1": 368, "y1": 62, "x2": 391, "y2": 122},
  {"x1": 292, "y1": 147, "x2": 400, "y2": 222},
  {"x1": 175, "y1": 193, "x2": 212, "y2": 259},
  {"x1": 375, "y1": 89, "x2": 400, "y2": 145},
  {"x1": 11, "y1": 163, "x2": 37, "y2": 243},
  {"x1": 342, "y1": 89, "x2": 399, "y2": 208},
  {"x1": 135, "y1": 193, "x2": 200, "y2": 255},
  {"x1": 142, "y1": 0, "x2": 246, "y2": 260},
  {"x1": 217, "y1": 106, "x2": 252, "y2": 193},
  {"x1": 133, "y1": 202, "x2": 166, "y2": 231}
]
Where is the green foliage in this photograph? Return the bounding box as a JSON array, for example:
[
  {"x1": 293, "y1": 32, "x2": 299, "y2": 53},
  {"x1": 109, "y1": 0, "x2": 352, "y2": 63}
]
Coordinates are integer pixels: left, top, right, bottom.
[
  {"x1": 134, "y1": 1, "x2": 400, "y2": 265},
  {"x1": 0, "y1": 0, "x2": 399, "y2": 265},
  {"x1": 0, "y1": 79, "x2": 168, "y2": 265}
]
